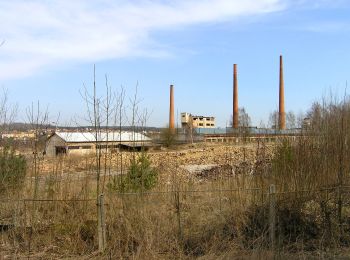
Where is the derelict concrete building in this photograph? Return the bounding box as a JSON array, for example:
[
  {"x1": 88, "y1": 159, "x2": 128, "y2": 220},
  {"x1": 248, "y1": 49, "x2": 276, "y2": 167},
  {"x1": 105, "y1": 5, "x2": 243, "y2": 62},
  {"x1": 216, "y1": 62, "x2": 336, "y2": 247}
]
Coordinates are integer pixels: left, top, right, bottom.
[
  {"x1": 181, "y1": 112, "x2": 215, "y2": 129},
  {"x1": 45, "y1": 131, "x2": 152, "y2": 156}
]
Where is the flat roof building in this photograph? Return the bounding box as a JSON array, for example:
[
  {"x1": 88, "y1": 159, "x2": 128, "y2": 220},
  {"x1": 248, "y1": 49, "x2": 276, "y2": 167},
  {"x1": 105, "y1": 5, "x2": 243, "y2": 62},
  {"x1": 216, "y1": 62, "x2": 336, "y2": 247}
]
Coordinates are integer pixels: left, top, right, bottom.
[
  {"x1": 45, "y1": 131, "x2": 152, "y2": 156},
  {"x1": 181, "y1": 112, "x2": 215, "y2": 129}
]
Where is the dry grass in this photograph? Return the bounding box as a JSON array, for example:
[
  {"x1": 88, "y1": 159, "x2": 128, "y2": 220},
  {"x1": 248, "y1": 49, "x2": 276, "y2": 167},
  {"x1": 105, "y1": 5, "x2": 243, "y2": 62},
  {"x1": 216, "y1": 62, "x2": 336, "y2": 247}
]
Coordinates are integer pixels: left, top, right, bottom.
[
  {"x1": 3, "y1": 94, "x2": 350, "y2": 260},
  {"x1": 0, "y1": 144, "x2": 272, "y2": 259}
]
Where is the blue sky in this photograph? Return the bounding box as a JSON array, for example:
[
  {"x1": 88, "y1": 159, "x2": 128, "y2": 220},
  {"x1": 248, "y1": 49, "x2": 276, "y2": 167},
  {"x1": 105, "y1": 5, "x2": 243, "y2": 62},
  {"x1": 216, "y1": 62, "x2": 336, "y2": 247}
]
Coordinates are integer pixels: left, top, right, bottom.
[{"x1": 1, "y1": 0, "x2": 350, "y2": 127}]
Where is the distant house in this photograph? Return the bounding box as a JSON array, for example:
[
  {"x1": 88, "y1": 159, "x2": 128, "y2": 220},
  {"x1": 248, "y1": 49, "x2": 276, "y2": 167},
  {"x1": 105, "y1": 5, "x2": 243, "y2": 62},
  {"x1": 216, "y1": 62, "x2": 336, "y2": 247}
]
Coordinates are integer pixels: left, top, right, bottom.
[
  {"x1": 1, "y1": 132, "x2": 35, "y2": 141},
  {"x1": 45, "y1": 131, "x2": 153, "y2": 156}
]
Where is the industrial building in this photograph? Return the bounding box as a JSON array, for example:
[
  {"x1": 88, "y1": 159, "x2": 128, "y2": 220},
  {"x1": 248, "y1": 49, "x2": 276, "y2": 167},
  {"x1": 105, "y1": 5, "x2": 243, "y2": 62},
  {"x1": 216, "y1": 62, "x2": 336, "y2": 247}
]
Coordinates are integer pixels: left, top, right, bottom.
[
  {"x1": 181, "y1": 112, "x2": 215, "y2": 129},
  {"x1": 165, "y1": 55, "x2": 286, "y2": 136},
  {"x1": 45, "y1": 131, "x2": 152, "y2": 156}
]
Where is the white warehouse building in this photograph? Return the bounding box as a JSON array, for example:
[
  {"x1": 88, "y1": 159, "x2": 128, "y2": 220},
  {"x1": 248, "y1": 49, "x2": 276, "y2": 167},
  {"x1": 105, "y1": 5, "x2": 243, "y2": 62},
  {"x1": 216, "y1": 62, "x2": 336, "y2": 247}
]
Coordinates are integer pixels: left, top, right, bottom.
[{"x1": 45, "y1": 131, "x2": 152, "y2": 156}]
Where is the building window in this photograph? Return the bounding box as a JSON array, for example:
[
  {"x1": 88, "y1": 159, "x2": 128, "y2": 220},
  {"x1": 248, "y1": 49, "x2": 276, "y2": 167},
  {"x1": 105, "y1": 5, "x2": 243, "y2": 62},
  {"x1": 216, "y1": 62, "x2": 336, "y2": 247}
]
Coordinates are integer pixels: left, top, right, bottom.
[
  {"x1": 81, "y1": 146, "x2": 91, "y2": 149},
  {"x1": 68, "y1": 146, "x2": 80, "y2": 150},
  {"x1": 106, "y1": 144, "x2": 119, "y2": 148},
  {"x1": 56, "y1": 147, "x2": 66, "y2": 155}
]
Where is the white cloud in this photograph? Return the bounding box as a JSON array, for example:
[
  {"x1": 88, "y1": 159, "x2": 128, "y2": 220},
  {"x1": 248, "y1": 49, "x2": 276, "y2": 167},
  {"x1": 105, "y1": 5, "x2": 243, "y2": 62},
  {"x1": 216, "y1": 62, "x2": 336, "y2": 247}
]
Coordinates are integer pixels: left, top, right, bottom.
[
  {"x1": 0, "y1": 0, "x2": 288, "y2": 79},
  {"x1": 303, "y1": 21, "x2": 349, "y2": 32}
]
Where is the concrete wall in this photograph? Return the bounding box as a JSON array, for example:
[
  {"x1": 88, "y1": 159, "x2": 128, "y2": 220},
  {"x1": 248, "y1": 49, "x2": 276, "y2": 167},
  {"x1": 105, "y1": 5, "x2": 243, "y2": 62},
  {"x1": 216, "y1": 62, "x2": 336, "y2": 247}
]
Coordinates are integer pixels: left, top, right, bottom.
[
  {"x1": 66, "y1": 142, "x2": 94, "y2": 156},
  {"x1": 45, "y1": 135, "x2": 66, "y2": 156}
]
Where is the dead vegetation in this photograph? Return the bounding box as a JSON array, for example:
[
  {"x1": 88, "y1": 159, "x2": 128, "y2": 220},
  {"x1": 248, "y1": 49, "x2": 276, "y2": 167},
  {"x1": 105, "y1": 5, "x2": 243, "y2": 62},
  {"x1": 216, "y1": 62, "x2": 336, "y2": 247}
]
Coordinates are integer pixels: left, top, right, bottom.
[
  {"x1": 2, "y1": 93, "x2": 350, "y2": 258},
  {"x1": 1, "y1": 137, "x2": 349, "y2": 259}
]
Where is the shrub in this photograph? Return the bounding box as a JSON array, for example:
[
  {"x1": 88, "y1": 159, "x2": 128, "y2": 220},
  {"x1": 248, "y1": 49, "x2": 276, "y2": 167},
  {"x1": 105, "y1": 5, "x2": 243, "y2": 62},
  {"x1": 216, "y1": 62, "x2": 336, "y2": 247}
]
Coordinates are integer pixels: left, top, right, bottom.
[
  {"x1": 109, "y1": 152, "x2": 158, "y2": 192},
  {"x1": 0, "y1": 145, "x2": 26, "y2": 193},
  {"x1": 242, "y1": 201, "x2": 322, "y2": 250},
  {"x1": 160, "y1": 127, "x2": 177, "y2": 147}
]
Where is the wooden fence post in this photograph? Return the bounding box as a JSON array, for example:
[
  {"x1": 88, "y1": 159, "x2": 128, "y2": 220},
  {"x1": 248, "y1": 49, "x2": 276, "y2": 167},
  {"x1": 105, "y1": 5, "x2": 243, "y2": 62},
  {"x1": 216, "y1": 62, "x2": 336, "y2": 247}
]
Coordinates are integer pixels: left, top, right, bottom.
[
  {"x1": 269, "y1": 184, "x2": 276, "y2": 251},
  {"x1": 98, "y1": 194, "x2": 106, "y2": 252},
  {"x1": 175, "y1": 188, "x2": 183, "y2": 241}
]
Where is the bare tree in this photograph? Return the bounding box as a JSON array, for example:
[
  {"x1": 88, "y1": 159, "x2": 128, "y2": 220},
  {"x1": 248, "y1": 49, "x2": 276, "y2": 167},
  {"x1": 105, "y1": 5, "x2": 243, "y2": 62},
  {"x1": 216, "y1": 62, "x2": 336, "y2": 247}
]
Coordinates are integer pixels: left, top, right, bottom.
[
  {"x1": 161, "y1": 125, "x2": 177, "y2": 147},
  {"x1": 26, "y1": 101, "x2": 49, "y2": 199},
  {"x1": 101, "y1": 74, "x2": 115, "y2": 193},
  {"x1": 230, "y1": 107, "x2": 251, "y2": 138},
  {"x1": 186, "y1": 115, "x2": 194, "y2": 144},
  {"x1": 296, "y1": 111, "x2": 305, "y2": 128},
  {"x1": 113, "y1": 86, "x2": 126, "y2": 188},
  {"x1": 286, "y1": 111, "x2": 296, "y2": 129},
  {"x1": 80, "y1": 65, "x2": 114, "y2": 252},
  {"x1": 0, "y1": 89, "x2": 18, "y2": 145},
  {"x1": 238, "y1": 107, "x2": 251, "y2": 128},
  {"x1": 268, "y1": 110, "x2": 279, "y2": 130},
  {"x1": 230, "y1": 107, "x2": 251, "y2": 128},
  {"x1": 80, "y1": 65, "x2": 105, "y2": 197},
  {"x1": 138, "y1": 108, "x2": 152, "y2": 142},
  {"x1": 269, "y1": 110, "x2": 296, "y2": 130},
  {"x1": 270, "y1": 92, "x2": 350, "y2": 233}
]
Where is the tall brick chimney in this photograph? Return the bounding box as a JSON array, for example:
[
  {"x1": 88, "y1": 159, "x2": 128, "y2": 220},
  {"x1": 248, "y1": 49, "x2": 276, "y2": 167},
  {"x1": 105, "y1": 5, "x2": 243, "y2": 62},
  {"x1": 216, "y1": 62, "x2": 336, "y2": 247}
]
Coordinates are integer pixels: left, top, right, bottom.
[
  {"x1": 279, "y1": 55, "x2": 286, "y2": 130},
  {"x1": 233, "y1": 64, "x2": 239, "y2": 129},
  {"x1": 169, "y1": 84, "x2": 175, "y2": 132}
]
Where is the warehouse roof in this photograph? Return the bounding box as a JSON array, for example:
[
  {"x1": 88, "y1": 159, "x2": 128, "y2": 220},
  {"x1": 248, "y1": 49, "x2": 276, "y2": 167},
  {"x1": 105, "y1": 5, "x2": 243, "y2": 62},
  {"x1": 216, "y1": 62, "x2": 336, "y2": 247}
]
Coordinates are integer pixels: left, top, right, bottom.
[{"x1": 54, "y1": 131, "x2": 151, "y2": 143}]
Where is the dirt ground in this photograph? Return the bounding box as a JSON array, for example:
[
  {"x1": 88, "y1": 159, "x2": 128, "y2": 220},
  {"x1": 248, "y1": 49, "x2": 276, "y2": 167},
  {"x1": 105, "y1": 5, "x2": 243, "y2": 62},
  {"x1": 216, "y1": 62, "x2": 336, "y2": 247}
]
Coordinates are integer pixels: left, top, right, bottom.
[
  {"x1": 27, "y1": 143, "x2": 274, "y2": 188},
  {"x1": 34, "y1": 142, "x2": 274, "y2": 179},
  {"x1": 149, "y1": 142, "x2": 273, "y2": 166}
]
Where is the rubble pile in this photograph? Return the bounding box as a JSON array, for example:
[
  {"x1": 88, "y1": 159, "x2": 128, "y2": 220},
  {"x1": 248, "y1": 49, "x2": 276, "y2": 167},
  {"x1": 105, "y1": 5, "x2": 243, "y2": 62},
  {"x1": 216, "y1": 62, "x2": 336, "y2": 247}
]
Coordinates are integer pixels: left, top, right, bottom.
[
  {"x1": 37, "y1": 143, "x2": 274, "y2": 181},
  {"x1": 149, "y1": 143, "x2": 274, "y2": 182}
]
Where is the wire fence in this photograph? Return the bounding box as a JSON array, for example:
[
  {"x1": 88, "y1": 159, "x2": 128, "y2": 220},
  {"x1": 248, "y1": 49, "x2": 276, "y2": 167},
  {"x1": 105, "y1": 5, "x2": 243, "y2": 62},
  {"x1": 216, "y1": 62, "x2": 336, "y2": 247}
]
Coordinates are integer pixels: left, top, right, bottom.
[{"x1": 1, "y1": 186, "x2": 350, "y2": 258}]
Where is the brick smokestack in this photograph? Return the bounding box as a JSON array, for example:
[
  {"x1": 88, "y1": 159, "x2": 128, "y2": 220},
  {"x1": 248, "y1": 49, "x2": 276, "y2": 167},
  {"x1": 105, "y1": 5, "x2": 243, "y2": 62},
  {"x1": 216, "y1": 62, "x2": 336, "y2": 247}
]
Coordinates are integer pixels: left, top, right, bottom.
[
  {"x1": 169, "y1": 84, "x2": 175, "y2": 132},
  {"x1": 279, "y1": 55, "x2": 286, "y2": 130},
  {"x1": 233, "y1": 64, "x2": 239, "y2": 129}
]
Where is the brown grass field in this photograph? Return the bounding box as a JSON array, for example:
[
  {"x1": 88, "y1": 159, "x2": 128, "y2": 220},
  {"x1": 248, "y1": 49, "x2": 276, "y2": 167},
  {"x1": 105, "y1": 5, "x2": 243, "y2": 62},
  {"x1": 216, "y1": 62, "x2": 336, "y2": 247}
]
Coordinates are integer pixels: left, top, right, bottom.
[{"x1": 2, "y1": 135, "x2": 350, "y2": 259}]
